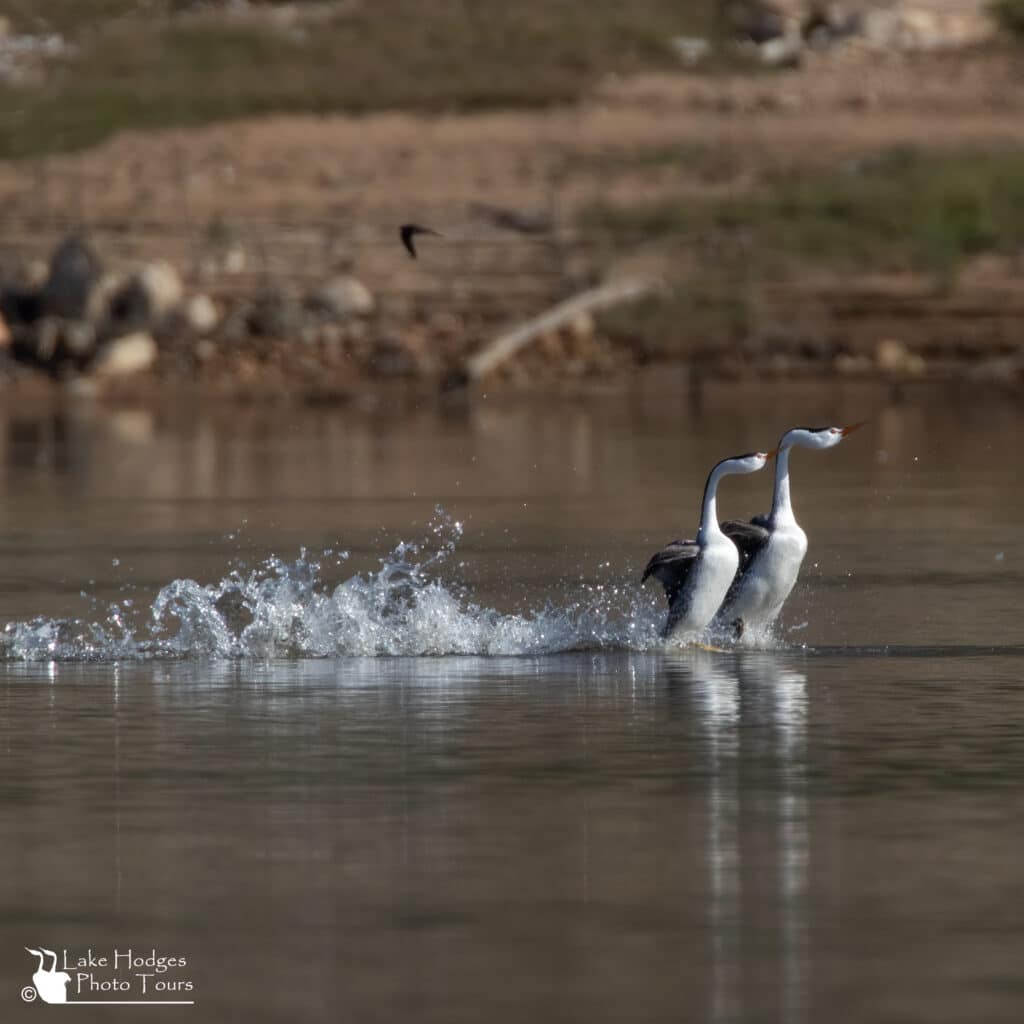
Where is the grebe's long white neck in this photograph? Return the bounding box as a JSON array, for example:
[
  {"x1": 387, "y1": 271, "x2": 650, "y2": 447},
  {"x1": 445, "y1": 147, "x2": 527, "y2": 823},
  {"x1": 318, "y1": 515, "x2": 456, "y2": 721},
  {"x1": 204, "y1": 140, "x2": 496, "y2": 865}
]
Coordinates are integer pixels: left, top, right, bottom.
[
  {"x1": 769, "y1": 423, "x2": 866, "y2": 527},
  {"x1": 697, "y1": 452, "x2": 771, "y2": 544},
  {"x1": 697, "y1": 461, "x2": 729, "y2": 543},
  {"x1": 770, "y1": 442, "x2": 796, "y2": 525}
]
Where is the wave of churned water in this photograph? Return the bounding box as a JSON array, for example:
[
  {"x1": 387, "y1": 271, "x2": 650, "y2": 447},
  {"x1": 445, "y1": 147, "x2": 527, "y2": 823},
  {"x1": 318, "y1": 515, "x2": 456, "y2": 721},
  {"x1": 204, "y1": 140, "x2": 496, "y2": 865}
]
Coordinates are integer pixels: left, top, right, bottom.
[{"x1": 1, "y1": 511, "x2": 675, "y2": 662}]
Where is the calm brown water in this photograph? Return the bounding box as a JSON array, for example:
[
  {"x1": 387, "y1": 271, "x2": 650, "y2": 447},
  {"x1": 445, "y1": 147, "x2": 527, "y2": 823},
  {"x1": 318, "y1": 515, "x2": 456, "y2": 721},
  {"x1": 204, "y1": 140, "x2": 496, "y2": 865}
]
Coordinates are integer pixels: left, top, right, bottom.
[{"x1": 2, "y1": 374, "x2": 1023, "y2": 1021}]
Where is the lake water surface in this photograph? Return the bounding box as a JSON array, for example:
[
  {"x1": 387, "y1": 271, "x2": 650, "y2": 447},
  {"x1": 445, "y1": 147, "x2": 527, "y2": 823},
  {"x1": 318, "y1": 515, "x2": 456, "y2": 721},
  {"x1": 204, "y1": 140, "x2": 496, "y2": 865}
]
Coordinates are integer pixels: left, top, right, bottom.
[{"x1": 2, "y1": 374, "x2": 1023, "y2": 1021}]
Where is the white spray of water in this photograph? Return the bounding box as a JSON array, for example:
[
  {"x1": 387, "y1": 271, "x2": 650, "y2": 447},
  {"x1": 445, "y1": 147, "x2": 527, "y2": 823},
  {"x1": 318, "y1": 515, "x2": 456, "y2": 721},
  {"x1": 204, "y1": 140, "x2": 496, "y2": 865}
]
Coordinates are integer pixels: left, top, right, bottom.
[{"x1": 1, "y1": 510, "x2": 669, "y2": 662}]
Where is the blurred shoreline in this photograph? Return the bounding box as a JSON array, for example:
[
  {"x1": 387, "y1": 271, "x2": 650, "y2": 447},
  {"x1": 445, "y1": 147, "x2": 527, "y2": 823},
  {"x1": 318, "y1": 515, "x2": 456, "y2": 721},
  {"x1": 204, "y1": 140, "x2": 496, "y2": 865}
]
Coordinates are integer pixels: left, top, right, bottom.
[{"x1": 2, "y1": 10, "x2": 1024, "y2": 399}]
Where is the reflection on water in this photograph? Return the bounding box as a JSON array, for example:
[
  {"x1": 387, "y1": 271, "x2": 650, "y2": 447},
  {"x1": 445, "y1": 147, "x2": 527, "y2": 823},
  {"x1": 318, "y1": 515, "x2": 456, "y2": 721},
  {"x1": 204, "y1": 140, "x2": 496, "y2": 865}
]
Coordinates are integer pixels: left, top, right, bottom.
[
  {"x1": 690, "y1": 654, "x2": 743, "y2": 1024},
  {"x1": 3, "y1": 376, "x2": 1024, "y2": 1021},
  {"x1": 5, "y1": 650, "x2": 1024, "y2": 1022},
  {"x1": 671, "y1": 653, "x2": 810, "y2": 1024}
]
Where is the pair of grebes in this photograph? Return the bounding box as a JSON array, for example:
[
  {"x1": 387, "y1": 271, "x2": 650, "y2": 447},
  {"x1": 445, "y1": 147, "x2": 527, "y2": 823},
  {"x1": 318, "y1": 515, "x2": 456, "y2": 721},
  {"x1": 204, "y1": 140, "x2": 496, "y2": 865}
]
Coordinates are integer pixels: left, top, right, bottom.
[
  {"x1": 398, "y1": 226, "x2": 865, "y2": 644},
  {"x1": 643, "y1": 424, "x2": 864, "y2": 644}
]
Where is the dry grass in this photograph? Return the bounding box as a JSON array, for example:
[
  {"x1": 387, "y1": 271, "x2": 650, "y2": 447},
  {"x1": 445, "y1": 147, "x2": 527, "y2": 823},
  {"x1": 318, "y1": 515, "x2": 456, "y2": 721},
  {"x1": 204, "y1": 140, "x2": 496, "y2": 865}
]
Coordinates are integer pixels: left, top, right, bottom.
[{"x1": 0, "y1": 0, "x2": 715, "y2": 159}]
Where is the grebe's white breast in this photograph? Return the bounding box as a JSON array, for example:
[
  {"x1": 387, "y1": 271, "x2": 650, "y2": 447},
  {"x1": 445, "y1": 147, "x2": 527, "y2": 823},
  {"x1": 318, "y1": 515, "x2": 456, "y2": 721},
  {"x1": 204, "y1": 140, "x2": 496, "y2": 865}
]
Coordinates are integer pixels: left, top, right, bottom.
[
  {"x1": 730, "y1": 520, "x2": 807, "y2": 630},
  {"x1": 668, "y1": 534, "x2": 739, "y2": 641}
]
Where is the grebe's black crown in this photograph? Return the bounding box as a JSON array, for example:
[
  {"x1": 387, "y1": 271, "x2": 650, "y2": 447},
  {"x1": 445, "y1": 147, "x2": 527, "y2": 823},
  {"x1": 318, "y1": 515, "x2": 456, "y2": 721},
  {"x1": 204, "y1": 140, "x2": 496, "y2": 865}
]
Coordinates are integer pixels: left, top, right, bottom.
[{"x1": 710, "y1": 451, "x2": 764, "y2": 472}]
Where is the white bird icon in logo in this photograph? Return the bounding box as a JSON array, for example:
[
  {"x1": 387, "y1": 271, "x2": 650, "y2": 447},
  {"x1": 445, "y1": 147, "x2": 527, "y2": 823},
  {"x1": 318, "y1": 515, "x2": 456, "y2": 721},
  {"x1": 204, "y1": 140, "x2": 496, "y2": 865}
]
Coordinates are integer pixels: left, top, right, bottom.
[{"x1": 25, "y1": 947, "x2": 71, "y2": 1004}]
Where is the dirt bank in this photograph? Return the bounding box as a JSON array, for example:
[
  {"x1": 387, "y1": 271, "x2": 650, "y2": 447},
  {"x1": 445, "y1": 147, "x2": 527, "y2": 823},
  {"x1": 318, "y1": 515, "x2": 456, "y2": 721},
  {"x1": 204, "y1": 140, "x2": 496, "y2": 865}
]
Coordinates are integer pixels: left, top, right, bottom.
[{"x1": 1, "y1": 48, "x2": 1024, "y2": 399}]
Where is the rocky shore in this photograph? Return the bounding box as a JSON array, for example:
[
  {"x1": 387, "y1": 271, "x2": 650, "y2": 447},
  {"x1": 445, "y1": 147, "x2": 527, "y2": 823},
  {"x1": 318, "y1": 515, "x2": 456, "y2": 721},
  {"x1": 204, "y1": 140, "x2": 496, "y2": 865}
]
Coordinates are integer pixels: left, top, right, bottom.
[
  {"x1": 2, "y1": 1, "x2": 1023, "y2": 402},
  {"x1": 2, "y1": 232, "x2": 1023, "y2": 404},
  {"x1": 0, "y1": 233, "x2": 641, "y2": 401}
]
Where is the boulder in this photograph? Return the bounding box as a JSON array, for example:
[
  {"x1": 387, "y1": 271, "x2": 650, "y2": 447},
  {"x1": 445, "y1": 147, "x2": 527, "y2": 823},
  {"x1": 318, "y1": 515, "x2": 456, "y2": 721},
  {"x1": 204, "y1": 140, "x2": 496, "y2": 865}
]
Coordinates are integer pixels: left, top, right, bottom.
[
  {"x1": 135, "y1": 261, "x2": 184, "y2": 318},
  {"x1": 108, "y1": 261, "x2": 184, "y2": 332},
  {"x1": 875, "y1": 337, "x2": 910, "y2": 373},
  {"x1": 198, "y1": 246, "x2": 246, "y2": 280},
  {"x1": 178, "y1": 293, "x2": 220, "y2": 334},
  {"x1": 41, "y1": 236, "x2": 102, "y2": 320},
  {"x1": 223, "y1": 245, "x2": 246, "y2": 275},
  {"x1": 874, "y1": 337, "x2": 926, "y2": 375},
  {"x1": 759, "y1": 30, "x2": 804, "y2": 64},
  {"x1": 90, "y1": 332, "x2": 158, "y2": 377},
  {"x1": 307, "y1": 276, "x2": 375, "y2": 320}
]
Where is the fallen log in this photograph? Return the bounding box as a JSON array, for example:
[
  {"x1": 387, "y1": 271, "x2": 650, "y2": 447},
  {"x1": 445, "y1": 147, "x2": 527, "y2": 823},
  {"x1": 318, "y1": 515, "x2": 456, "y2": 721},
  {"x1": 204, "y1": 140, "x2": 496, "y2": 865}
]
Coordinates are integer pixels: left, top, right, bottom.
[{"x1": 457, "y1": 275, "x2": 661, "y2": 384}]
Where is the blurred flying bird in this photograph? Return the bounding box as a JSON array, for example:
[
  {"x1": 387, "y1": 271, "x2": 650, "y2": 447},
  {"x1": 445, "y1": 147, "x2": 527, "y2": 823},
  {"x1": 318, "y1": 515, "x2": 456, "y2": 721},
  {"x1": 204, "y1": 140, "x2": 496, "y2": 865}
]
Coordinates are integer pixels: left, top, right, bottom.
[
  {"x1": 400, "y1": 224, "x2": 442, "y2": 259},
  {"x1": 468, "y1": 202, "x2": 552, "y2": 235}
]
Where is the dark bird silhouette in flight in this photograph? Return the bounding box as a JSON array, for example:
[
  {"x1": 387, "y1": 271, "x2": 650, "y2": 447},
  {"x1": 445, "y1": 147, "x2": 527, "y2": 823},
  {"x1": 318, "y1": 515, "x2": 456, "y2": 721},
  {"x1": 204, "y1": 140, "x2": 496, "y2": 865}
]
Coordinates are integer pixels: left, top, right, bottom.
[{"x1": 400, "y1": 224, "x2": 442, "y2": 259}]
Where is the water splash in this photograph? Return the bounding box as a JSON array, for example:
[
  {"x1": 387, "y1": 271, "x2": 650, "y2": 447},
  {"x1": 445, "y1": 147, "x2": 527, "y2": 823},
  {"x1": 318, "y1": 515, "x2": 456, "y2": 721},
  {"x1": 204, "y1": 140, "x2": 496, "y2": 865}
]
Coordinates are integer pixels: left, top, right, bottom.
[{"x1": 1, "y1": 510, "x2": 667, "y2": 662}]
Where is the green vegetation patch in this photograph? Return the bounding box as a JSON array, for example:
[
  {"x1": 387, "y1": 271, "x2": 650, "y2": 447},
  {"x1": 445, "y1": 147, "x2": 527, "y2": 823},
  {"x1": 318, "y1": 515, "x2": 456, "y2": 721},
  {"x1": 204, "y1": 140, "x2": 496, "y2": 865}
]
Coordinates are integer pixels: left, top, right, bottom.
[
  {"x1": 584, "y1": 148, "x2": 1024, "y2": 278},
  {"x1": 990, "y1": 0, "x2": 1024, "y2": 39}
]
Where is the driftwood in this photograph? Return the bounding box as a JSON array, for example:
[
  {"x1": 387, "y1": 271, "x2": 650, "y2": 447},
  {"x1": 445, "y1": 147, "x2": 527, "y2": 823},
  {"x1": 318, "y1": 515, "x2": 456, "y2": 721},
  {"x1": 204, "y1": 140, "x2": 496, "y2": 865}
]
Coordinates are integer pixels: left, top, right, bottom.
[{"x1": 460, "y1": 275, "x2": 660, "y2": 383}]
